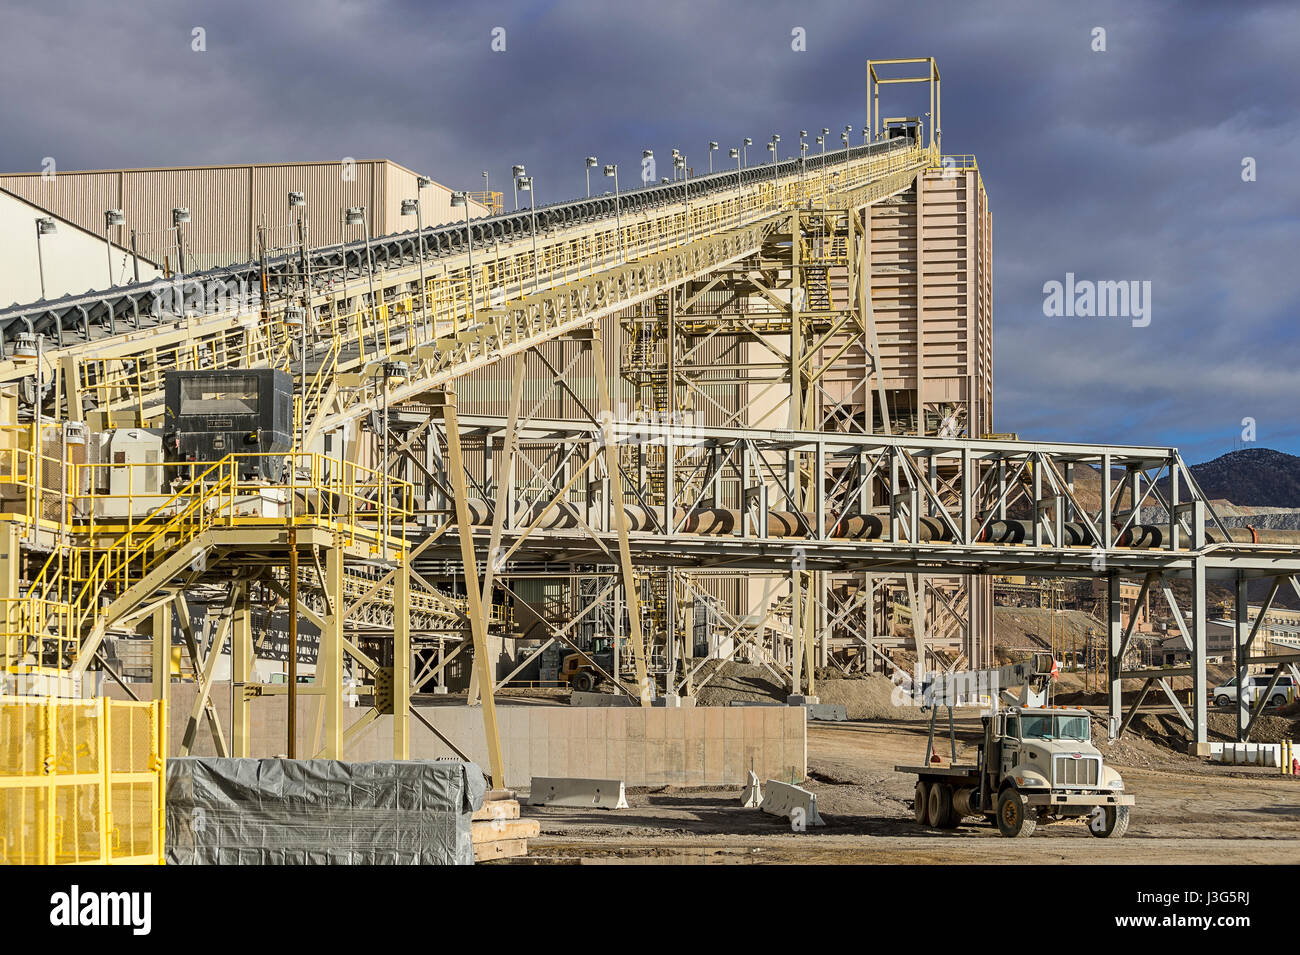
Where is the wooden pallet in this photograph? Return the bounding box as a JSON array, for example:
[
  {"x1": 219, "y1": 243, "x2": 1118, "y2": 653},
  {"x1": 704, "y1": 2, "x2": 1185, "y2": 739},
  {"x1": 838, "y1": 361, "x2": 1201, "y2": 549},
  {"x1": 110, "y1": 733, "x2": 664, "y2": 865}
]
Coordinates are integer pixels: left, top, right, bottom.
[{"x1": 473, "y1": 789, "x2": 539, "y2": 862}]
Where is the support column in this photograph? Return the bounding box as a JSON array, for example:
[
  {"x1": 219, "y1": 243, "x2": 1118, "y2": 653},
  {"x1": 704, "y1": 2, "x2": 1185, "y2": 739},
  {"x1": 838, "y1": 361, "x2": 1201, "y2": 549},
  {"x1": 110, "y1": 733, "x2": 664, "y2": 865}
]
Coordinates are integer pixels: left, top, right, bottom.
[
  {"x1": 393, "y1": 558, "x2": 410, "y2": 759},
  {"x1": 1107, "y1": 571, "x2": 1122, "y2": 735},
  {"x1": 321, "y1": 544, "x2": 345, "y2": 758},
  {"x1": 591, "y1": 321, "x2": 652, "y2": 703},
  {"x1": 231, "y1": 587, "x2": 252, "y2": 757},
  {"x1": 150, "y1": 601, "x2": 172, "y2": 708},
  {"x1": 1235, "y1": 574, "x2": 1250, "y2": 743},
  {"x1": 442, "y1": 384, "x2": 507, "y2": 785},
  {"x1": 1191, "y1": 557, "x2": 1209, "y2": 753}
]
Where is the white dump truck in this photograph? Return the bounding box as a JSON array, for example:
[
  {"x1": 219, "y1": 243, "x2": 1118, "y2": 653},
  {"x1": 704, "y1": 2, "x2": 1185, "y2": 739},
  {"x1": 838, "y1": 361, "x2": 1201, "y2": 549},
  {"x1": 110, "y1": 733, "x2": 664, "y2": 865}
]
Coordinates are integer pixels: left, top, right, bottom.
[{"x1": 895, "y1": 653, "x2": 1134, "y2": 838}]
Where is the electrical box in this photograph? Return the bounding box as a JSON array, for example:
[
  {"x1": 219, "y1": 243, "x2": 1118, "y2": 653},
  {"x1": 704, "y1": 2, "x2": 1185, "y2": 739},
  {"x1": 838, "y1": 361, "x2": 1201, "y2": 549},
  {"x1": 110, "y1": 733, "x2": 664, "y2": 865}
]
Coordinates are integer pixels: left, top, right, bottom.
[
  {"x1": 163, "y1": 369, "x2": 293, "y2": 482},
  {"x1": 93, "y1": 428, "x2": 169, "y2": 519}
]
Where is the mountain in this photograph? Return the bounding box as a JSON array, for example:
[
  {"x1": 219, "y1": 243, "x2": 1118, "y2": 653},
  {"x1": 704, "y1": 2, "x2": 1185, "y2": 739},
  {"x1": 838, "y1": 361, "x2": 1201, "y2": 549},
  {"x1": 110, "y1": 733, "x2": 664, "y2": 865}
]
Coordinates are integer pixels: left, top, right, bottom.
[{"x1": 1184, "y1": 448, "x2": 1300, "y2": 508}]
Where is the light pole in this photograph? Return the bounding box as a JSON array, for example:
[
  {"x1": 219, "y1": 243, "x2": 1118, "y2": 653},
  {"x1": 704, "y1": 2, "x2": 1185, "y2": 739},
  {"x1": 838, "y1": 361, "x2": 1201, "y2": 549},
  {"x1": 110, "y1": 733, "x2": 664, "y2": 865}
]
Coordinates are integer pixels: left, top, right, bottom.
[
  {"x1": 344, "y1": 205, "x2": 379, "y2": 353},
  {"x1": 171, "y1": 206, "x2": 190, "y2": 278},
  {"x1": 769, "y1": 135, "x2": 781, "y2": 210},
  {"x1": 675, "y1": 155, "x2": 689, "y2": 243},
  {"x1": 401, "y1": 188, "x2": 428, "y2": 337},
  {"x1": 603, "y1": 164, "x2": 622, "y2": 262},
  {"x1": 767, "y1": 141, "x2": 777, "y2": 210},
  {"x1": 799, "y1": 141, "x2": 809, "y2": 198},
  {"x1": 482, "y1": 170, "x2": 489, "y2": 198},
  {"x1": 103, "y1": 209, "x2": 124, "y2": 287},
  {"x1": 35, "y1": 217, "x2": 56, "y2": 299},
  {"x1": 585, "y1": 156, "x2": 598, "y2": 198},
  {"x1": 729, "y1": 147, "x2": 742, "y2": 221},
  {"x1": 517, "y1": 174, "x2": 539, "y2": 293},
  {"x1": 816, "y1": 135, "x2": 826, "y2": 201},
  {"x1": 743, "y1": 137, "x2": 752, "y2": 168},
  {"x1": 511, "y1": 164, "x2": 525, "y2": 211},
  {"x1": 288, "y1": 190, "x2": 307, "y2": 449},
  {"x1": 708, "y1": 141, "x2": 718, "y2": 173},
  {"x1": 450, "y1": 190, "x2": 476, "y2": 329},
  {"x1": 415, "y1": 177, "x2": 434, "y2": 331}
]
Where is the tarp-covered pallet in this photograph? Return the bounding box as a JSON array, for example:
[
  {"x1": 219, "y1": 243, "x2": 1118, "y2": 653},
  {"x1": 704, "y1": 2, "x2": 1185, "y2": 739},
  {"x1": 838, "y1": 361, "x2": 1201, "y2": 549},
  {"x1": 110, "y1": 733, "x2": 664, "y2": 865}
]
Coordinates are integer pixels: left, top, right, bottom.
[{"x1": 166, "y1": 758, "x2": 487, "y2": 865}]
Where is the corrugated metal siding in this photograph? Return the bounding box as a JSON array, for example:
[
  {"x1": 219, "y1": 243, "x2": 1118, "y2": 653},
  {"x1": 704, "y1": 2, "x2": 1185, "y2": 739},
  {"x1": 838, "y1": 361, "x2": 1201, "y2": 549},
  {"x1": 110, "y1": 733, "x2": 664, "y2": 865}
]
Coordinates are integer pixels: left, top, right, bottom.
[{"x1": 0, "y1": 160, "x2": 487, "y2": 273}]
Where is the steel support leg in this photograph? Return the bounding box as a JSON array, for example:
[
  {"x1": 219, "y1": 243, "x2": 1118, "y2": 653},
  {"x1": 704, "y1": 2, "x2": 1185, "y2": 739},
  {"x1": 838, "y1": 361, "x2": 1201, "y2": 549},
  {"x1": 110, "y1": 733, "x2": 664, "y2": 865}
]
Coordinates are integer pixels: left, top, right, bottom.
[
  {"x1": 321, "y1": 544, "x2": 345, "y2": 758},
  {"x1": 231, "y1": 587, "x2": 252, "y2": 757},
  {"x1": 1107, "y1": 572, "x2": 1122, "y2": 736},
  {"x1": 150, "y1": 601, "x2": 172, "y2": 711},
  {"x1": 442, "y1": 384, "x2": 507, "y2": 785},
  {"x1": 1235, "y1": 573, "x2": 1250, "y2": 743},
  {"x1": 393, "y1": 558, "x2": 410, "y2": 759},
  {"x1": 591, "y1": 321, "x2": 652, "y2": 703},
  {"x1": 1191, "y1": 557, "x2": 1208, "y2": 752}
]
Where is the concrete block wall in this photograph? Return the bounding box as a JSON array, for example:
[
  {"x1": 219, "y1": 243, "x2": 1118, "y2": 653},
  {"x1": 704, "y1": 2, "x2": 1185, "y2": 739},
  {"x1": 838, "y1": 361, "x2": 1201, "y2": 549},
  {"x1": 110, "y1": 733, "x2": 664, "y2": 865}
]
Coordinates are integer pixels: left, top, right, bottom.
[{"x1": 111, "y1": 684, "x2": 807, "y2": 789}]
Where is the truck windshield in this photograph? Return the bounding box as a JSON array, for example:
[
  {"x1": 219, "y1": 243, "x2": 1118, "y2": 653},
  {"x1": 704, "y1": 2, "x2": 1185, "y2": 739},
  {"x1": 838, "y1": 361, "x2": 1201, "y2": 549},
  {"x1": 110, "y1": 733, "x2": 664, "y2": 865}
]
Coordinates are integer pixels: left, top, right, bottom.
[{"x1": 1019, "y1": 713, "x2": 1091, "y2": 741}]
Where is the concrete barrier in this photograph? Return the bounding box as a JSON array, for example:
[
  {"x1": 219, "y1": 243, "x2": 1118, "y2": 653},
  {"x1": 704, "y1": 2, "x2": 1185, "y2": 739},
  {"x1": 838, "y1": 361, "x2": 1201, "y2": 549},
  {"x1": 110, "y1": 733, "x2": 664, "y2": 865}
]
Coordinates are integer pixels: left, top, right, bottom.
[
  {"x1": 760, "y1": 780, "x2": 824, "y2": 828},
  {"x1": 806, "y1": 703, "x2": 847, "y2": 722},
  {"x1": 528, "y1": 777, "x2": 629, "y2": 809},
  {"x1": 740, "y1": 770, "x2": 763, "y2": 808},
  {"x1": 1207, "y1": 742, "x2": 1283, "y2": 767}
]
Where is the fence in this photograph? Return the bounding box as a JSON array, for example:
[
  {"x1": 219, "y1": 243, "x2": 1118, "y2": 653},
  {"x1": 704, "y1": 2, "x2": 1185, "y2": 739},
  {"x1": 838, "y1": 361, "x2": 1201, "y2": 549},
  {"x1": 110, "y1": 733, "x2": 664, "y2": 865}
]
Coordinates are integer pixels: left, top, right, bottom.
[{"x1": 0, "y1": 696, "x2": 165, "y2": 864}]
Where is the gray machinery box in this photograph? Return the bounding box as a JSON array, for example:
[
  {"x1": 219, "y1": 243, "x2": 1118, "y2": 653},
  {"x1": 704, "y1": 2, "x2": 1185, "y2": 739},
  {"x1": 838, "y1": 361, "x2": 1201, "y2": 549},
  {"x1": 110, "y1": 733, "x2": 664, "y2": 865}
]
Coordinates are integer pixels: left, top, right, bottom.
[{"x1": 164, "y1": 368, "x2": 293, "y2": 481}]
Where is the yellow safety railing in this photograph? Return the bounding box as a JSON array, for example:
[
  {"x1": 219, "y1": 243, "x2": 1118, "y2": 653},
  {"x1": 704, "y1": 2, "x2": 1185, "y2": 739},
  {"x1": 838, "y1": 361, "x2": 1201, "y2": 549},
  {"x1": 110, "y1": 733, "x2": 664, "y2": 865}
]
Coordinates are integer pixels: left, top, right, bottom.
[
  {"x1": 466, "y1": 190, "x2": 504, "y2": 215},
  {"x1": 0, "y1": 696, "x2": 164, "y2": 864},
  {"x1": 7, "y1": 453, "x2": 411, "y2": 673}
]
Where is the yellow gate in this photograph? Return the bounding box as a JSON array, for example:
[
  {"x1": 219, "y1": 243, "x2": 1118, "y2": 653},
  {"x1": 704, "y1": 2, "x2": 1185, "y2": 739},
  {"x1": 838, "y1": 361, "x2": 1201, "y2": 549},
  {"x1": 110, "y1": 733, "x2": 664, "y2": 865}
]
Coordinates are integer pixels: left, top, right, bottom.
[{"x1": 0, "y1": 696, "x2": 165, "y2": 864}]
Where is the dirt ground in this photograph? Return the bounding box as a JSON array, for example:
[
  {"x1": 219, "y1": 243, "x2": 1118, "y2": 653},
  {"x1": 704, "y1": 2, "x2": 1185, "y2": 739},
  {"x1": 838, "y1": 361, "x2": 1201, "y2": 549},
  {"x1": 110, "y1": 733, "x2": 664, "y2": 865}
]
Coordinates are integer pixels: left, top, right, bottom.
[{"x1": 514, "y1": 716, "x2": 1300, "y2": 864}]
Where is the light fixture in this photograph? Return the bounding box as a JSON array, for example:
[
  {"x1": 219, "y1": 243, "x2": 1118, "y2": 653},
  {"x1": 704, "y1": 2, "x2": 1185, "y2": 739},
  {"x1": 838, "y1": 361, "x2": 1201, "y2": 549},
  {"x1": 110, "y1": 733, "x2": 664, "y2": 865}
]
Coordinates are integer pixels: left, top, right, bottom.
[
  {"x1": 283, "y1": 305, "x2": 306, "y2": 328},
  {"x1": 105, "y1": 209, "x2": 124, "y2": 227},
  {"x1": 36, "y1": 217, "x2": 57, "y2": 235},
  {"x1": 417, "y1": 175, "x2": 433, "y2": 190},
  {"x1": 172, "y1": 207, "x2": 190, "y2": 225},
  {"x1": 288, "y1": 191, "x2": 305, "y2": 208},
  {"x1": 343, "y1": 206, "x2": 365, "y2": 226},
  {"x1": 13, "y1": 332, "x2": 38, "y2": 359},
  {"x1": 401, "y1": 198, "x2": 419, "y2": 216}
]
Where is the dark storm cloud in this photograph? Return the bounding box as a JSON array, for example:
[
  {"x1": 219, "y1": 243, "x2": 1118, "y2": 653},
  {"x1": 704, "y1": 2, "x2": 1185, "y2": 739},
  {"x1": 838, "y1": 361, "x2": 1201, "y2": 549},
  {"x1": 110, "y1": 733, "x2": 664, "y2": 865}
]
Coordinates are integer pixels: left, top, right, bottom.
[{"x1": 2, "y1": 0, "x2": 1296, "y2": 462}]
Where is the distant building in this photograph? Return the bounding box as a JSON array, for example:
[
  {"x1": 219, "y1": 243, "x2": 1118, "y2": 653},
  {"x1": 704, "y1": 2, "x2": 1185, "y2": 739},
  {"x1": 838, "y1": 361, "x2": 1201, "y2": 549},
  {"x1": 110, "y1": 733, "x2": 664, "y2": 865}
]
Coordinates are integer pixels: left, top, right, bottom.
[
  {"x1": 0, "y1": 160, "x2": 491, "y2": 276},
  {"x1": 0, "y1": 187, "x2": 161, "y2": 307}
]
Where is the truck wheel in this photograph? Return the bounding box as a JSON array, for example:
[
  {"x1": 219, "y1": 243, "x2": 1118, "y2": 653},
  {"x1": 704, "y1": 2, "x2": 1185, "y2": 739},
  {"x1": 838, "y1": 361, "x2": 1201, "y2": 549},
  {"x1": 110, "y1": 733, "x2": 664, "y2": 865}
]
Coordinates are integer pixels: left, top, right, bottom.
[
  {"x1": 928, "y1": 782, "x2": 957, "y2": 829},
  {"x1": 1088, "y1": 805, "x2": 1130, "y2": 839},
  {"x1": 914, "y1": 781, "x2": 930, "y2": 826},
  {"x1": 1269, "y1": 694, "x2": 1286, "y2": 707},
  {"x1": 1214, "y1": 694, "x2": 1231, "y2": 708},
  {"x1": 571, "y1": 671, "x2": 596, "y2": 693},
  {"x1": 996, "y1": 788, "x2": 1037, "y2": 838}
]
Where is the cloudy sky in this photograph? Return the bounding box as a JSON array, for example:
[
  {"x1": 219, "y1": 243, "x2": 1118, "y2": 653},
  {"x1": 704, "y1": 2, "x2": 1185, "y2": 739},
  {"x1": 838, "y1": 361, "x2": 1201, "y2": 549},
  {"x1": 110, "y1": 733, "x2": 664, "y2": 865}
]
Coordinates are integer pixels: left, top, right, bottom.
[{"x1": 3, "y1": 0, "x2": 1297, "y2": 464}]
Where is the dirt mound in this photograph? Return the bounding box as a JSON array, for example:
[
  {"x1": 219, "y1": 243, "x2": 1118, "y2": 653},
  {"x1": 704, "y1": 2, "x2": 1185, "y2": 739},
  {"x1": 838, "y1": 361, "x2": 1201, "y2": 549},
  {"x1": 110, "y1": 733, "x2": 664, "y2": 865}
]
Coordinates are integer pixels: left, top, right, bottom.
[
  {"x1": 814, "y1": 673, "x2": 910, "y2": 720},
  {"x1": 691, "y1": 661, "x2": 786, "y2": 707},
  {"x1": 994, "y1": 606, "x2": 1106, "y2": 652}
]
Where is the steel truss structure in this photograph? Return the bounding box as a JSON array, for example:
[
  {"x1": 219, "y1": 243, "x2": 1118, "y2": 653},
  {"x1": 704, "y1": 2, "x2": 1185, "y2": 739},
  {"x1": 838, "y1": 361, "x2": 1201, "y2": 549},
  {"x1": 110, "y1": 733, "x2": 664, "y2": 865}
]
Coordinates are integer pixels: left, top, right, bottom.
[{"x1": 3, "y1": 61, "x2": 1296, "y2": 789}]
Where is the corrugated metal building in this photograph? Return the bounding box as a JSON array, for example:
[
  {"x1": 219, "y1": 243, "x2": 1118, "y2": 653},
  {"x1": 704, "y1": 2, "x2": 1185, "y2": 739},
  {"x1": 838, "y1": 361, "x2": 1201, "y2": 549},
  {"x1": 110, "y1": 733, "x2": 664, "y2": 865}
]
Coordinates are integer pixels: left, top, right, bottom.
[
  {"x1": 0, "y1": 187, "x2": 162, "y2": 307},
  {"x1": 0, "y1": 160, "x2": 490, "y2": 273}
]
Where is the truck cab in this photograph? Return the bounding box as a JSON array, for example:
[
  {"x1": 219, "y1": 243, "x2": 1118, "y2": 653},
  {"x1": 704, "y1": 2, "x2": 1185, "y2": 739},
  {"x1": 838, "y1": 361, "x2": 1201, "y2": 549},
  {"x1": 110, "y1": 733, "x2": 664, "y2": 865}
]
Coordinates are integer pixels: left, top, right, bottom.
[{"x1": 985, "y1": 705, "x2": 1130, "y2": 837}]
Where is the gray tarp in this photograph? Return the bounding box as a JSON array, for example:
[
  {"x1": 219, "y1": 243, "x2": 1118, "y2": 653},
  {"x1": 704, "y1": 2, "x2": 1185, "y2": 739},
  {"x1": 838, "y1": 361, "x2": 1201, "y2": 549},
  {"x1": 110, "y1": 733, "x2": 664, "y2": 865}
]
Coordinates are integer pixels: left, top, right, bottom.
[{"x1": 166, "y1": 758, "x2": 487, "y2": 865}]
